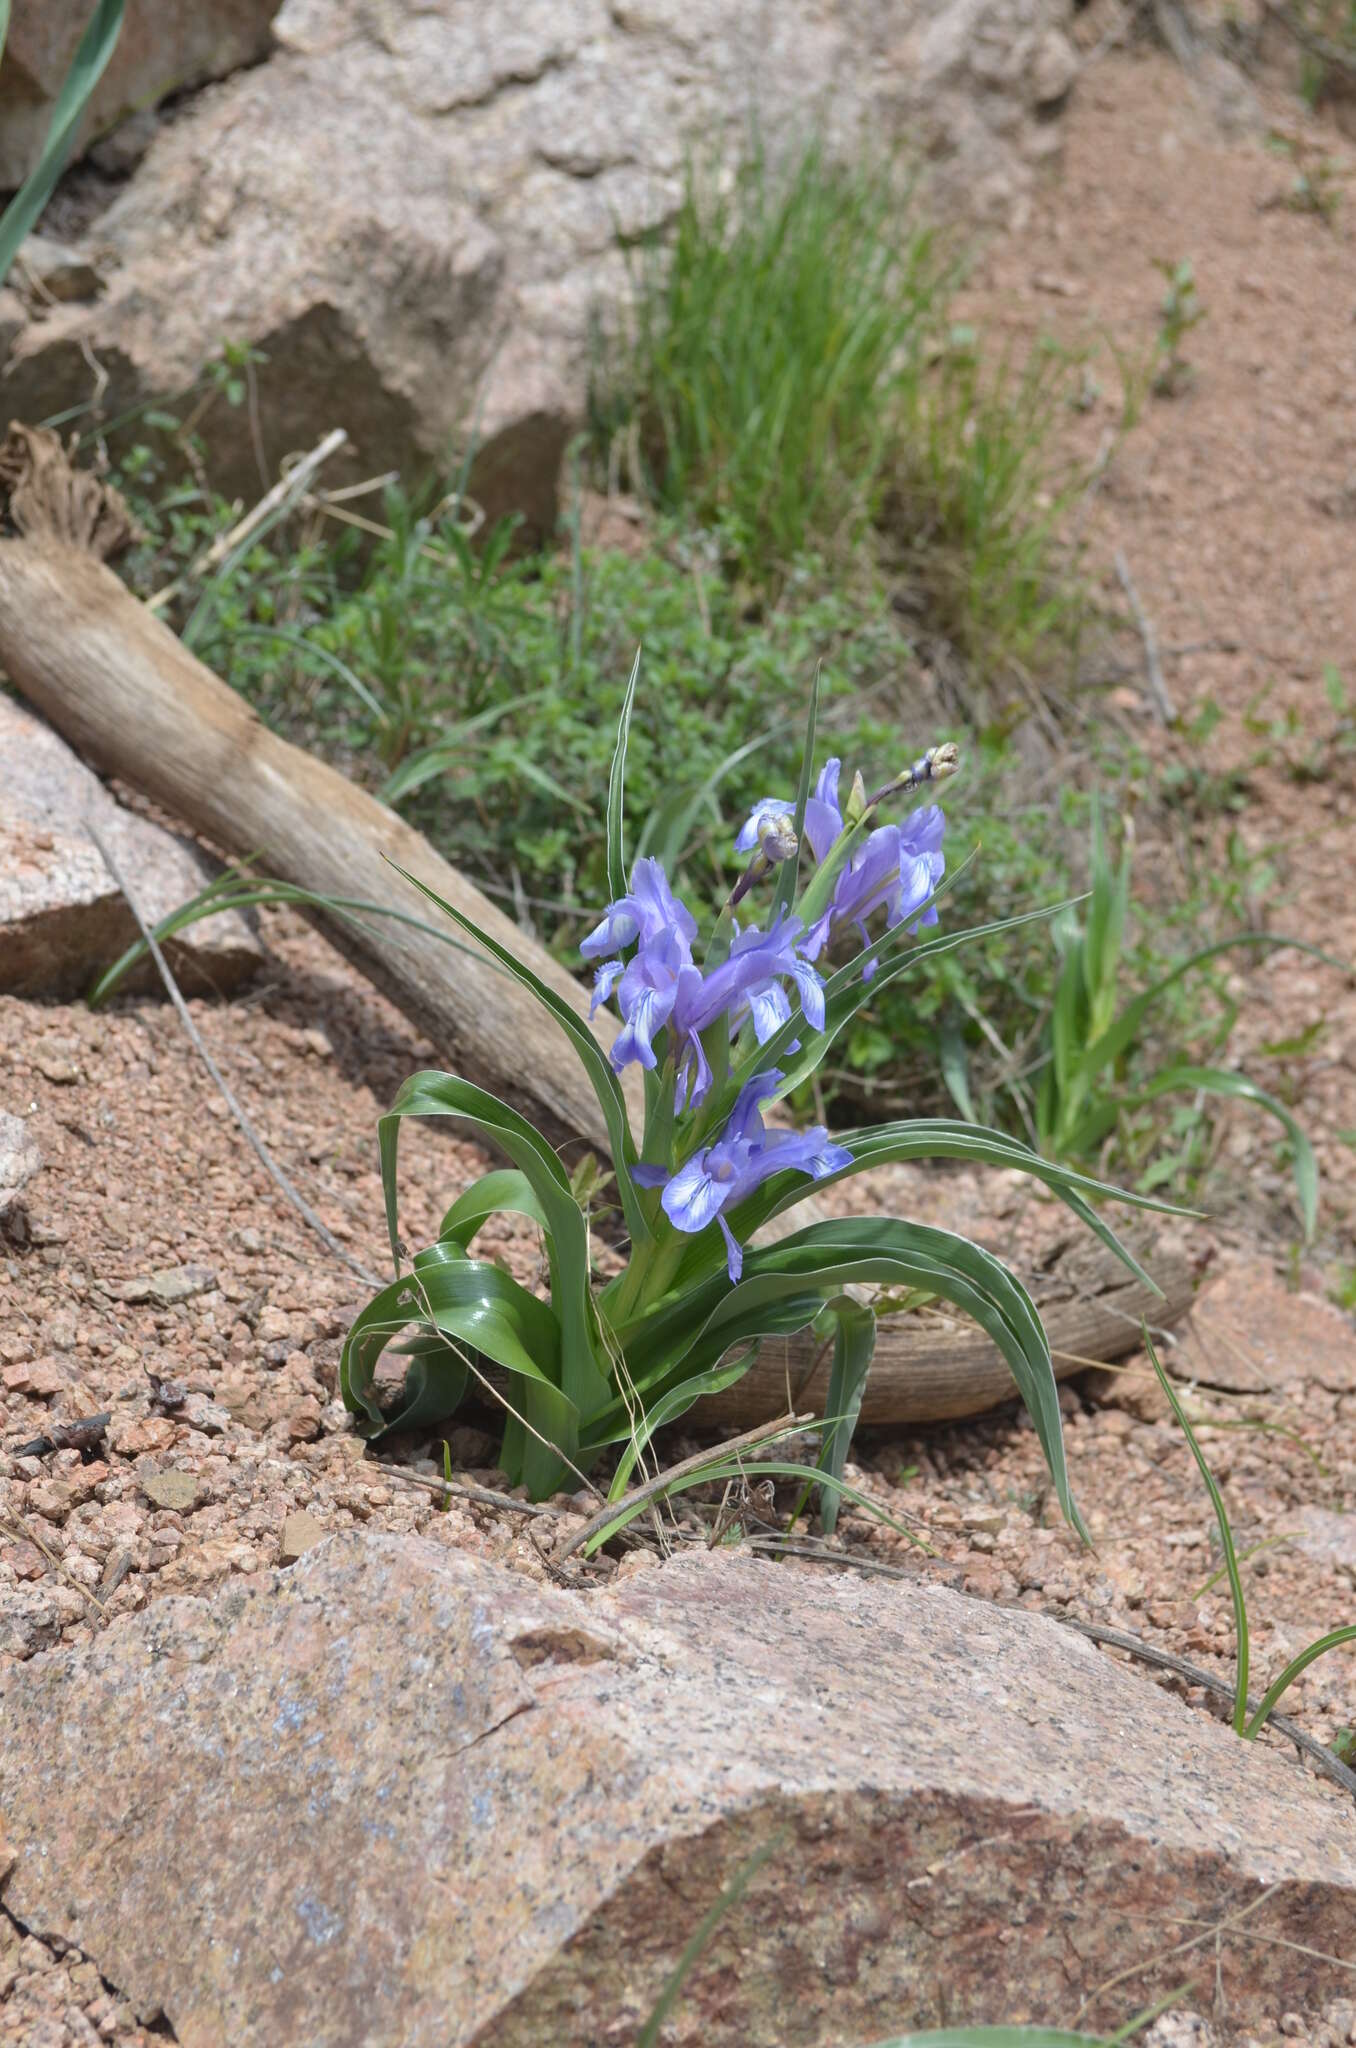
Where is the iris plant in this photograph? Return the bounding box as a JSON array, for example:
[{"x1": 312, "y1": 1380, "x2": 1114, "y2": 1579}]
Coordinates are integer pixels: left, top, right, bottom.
[{"x1": 342, "y1": 665, "x2": 1167, "y2": 1530}]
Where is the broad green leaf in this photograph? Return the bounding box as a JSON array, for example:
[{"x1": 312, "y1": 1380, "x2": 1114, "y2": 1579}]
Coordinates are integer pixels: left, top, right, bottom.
[
  {"x1": 0, "y1": 0, "x2": 125, "y2": 284},
  {"x1": 607, "y1": 648, "x2": 641, "y2": 901},
  {"x1": 1133, "y1": 1064, "x2": 1317, "y2": 1243},
  {"x1": 609, "y1": 1215, "x2": 1081, "y2": 1535},
  {"x1": 738, "y1": 1116, "x2": 1184, "y2": 1296},
  {"x1": 378, "y1": 1072, "x2": 608, "y2": 1432},
  {"x1": 341, "y1": 1248, "x2": 562, "y2": 1425},
  {"x1": 439, "y1": 1169, "x2": 552, "y2": 1247},
  {"x1": 384, "y1": 858, "x2": 651, "y2": 1246}
]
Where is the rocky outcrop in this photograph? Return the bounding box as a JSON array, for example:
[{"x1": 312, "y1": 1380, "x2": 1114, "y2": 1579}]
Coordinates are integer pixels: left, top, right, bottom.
[
  {"x1": 1, "y1": 1534, "x2": 1352, "y2": 2044},
  {"x1": 0, "y1": 0, "x2": 282, "y2": 192},
  {"x1": 0, "y1": 0, "x2": 1079, "y2": 538},
  {"x1": 0, "y1": 695, "x2": 261, "y2": 998}
]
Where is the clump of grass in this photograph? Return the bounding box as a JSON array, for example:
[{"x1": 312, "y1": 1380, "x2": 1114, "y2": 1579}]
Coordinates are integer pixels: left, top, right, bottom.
[
  {"x1": 590, "y1": 142, "x2": 1084, "y2": 700},
  {"x1": 591, "y1": 141, "x2": 944, "y2": 578}
]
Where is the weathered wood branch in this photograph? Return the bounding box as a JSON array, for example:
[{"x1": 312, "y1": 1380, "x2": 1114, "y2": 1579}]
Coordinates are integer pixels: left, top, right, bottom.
[
  {"x1": 0, "y1": 426, "x2": 635, "y2": 1154},
  {"x1": 706, "y1": 1237, "x2": 1195, "y2": 1429}
]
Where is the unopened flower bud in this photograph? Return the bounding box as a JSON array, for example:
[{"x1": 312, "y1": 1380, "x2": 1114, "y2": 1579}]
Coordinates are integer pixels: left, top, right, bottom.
[
  {"x1": 757, "y1": 812, "x2": 798, "y2": 865},
  {"x1": 843, "y1": 770, "x2": 869, "y2": 824},
  {"x1": 922, "y1": 742, "x2": 960, "y2": 784}
]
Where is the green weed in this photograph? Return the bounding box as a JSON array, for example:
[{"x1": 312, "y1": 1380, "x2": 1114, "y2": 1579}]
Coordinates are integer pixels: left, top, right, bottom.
[
  {"x1": 590, "y1": 142, "x2": 943, "y2": 582},
  {"x1": 1148, "y1": 1336, "x2": 1356, "y2": 1746},
  {"x1": 1151, "y1": 260, "x2": 1205, "y2": 398},
  {"x1": 589, "y1": 143, "x2": 1083, "y2": 699},
  {"x1": 0, "y1": 1, "x2": 125, "y2": 284}
]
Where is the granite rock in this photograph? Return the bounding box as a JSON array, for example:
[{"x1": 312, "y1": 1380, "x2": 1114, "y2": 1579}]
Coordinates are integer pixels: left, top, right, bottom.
[
  {"x1": 2, "y1": 0, "x2": 1080, "y2": 536},
  {"x1": 0, "y1": 695, "x2": 261, "y2": 999},
  {"x1": 0, "y1": 0, "x2": 281, "y2": 191},
  {"x1": 0, "y1": 1533, "x2": 1352, "y2": 2044}
]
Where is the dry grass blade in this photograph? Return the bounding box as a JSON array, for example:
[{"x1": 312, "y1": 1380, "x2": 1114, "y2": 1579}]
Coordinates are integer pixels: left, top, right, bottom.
[
  {"x1": 85, "y1": 820, "x2": 382, "y2": 1288},
  {"x1": 552, "y1": 1413, "x2": 814, "y2": 1563}
]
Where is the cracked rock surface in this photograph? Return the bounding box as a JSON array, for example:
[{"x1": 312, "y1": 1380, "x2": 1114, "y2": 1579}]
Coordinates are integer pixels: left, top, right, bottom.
[
  {"x1": 1, "y1": 1533, "x2": 1353, "y2": 2046},
  {"x1": 1, "y1": 0, "x2": 1078, "y2": 534}
]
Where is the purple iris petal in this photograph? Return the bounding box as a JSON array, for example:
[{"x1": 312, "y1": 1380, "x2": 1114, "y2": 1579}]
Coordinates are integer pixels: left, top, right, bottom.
[
  {"x1": 652, "y1": 1069, "x2": 851, "y2": 1280},
  {"x1": 581, "y1": 857, "x2": 697, "y2": 962},
  {"x1": 589, "y1": 958, "x2": 624, "y2": 1017},
  {"x1": 802, "y1": 758, "x2": 844, "y2": 865},
  {"x1": 734, "y1": 795, "x2": 795, "y2": 856},
  {"x1": 813, "y1": 805, "x2": 948, "y2": 978},
  {"x1": 610, "y1": 927, "x2": 686, "y2": 1072}
]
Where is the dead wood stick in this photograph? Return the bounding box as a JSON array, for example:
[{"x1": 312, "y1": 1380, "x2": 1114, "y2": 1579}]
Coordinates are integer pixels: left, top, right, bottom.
[
  {"x1": 86, "y1": 819, "x2": 382, "y2": 1288},
  {"x1": 0, "y1": 425, "x2": 634, "y2": 1155},
  {"x1": 146, "y1": 426, "x2": 349, "y2": 612},
  {"x1": 553, "y1": 1412, "x2": 816, "y2": 1563},
  {"x1": 1114, "y1": 548, "x2": 1177, "y2": 725},
  {"x1": 373, "y1": 1465, "x2": 551, "y2": 1517},
  {"x1": 1061, "y1": 1617, "x2": 1356, "y2": 1804}
]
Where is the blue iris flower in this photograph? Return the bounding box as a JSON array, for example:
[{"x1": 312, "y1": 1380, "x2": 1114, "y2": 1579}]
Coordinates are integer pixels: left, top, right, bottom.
[
  {"x1": 586, "y1": 860, "x2": 826, "y2": 1100},
  {"x1": 581, "y1": 857, "x2": 697, "y2": 964},
  {"x1": 793, "y1": 757, "x2": 946, "y2": 979},
  {"x1": 633, "y1": 1070, "x2": 851, "y2": 1280},
  {"x1": 733, "y1": 795, "x2": 795, "y2": 856}
]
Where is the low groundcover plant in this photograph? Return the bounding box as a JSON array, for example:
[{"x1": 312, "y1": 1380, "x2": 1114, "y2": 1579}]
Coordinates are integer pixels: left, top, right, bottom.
[{"x1": 341, "y1": 663, "x2": 1169, "y2": 1531}]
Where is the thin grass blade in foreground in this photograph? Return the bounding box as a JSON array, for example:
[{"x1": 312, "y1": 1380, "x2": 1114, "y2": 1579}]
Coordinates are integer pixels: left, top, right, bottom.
[
  {"x1": 1147, "y1": 1334, "x2": 1250, "y2": 1731},
  {"x1": 0, "y1": 0, "x2": 126, "y2": 283}
]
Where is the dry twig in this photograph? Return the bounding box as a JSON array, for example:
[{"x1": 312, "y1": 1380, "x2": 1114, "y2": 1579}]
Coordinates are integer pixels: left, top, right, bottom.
[
  {"x1": 86, "y1": 820, "x2": 381, "y2": 1288},
  {"x1": 146, "y1": 427, "x2": 349, "y2": 612},
  {"x1": 552, "y1": 1413, "x2": 815, "y2": 1564}
]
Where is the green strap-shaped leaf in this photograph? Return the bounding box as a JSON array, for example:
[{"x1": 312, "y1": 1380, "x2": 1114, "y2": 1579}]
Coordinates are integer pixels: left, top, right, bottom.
[
  {"x1": 440, "y1": 1169, "x2": 552, "y2": 1247},
  {"x1": 607, "y1": 648, "x2": 641, "y2": 901},
  {"x1": 378, "y1": 1071, "x2": 608, "y2": 1432},
  {"x1": 1076, "y1": 933, "x2": 1349, "y2": 1087},
  {"x1": 1132, "y1": 1064, "x2": 1317, "y2": 1244},
  {"x1": 340, "y1": 1248, "x2": 566, "y2": 1429},
  {"x1": 743, "y1": 1116, "x2": 1184, "y2": 1295},
  {"x1": 600, "y1": 1351, "x2": 757, "y2": 1495},
  {"x1": 0, "y1": 0, "x2": 126, "y2": 284},
  {"x1": 815, "y1": 1294, "x2": 876, "y2": 1534},
  {"x1": 383, "y1": 859, "x2": 651, "y2": 1247},
  {"x1": 606, "y1": 1215, "x2": 1081, "y2": 1535}
]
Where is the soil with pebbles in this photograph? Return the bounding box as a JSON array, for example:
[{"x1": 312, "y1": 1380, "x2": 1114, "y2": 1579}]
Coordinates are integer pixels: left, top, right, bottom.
[{"x1": 4, "y1": 41, "x2": 1356, "y2": 2048}]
